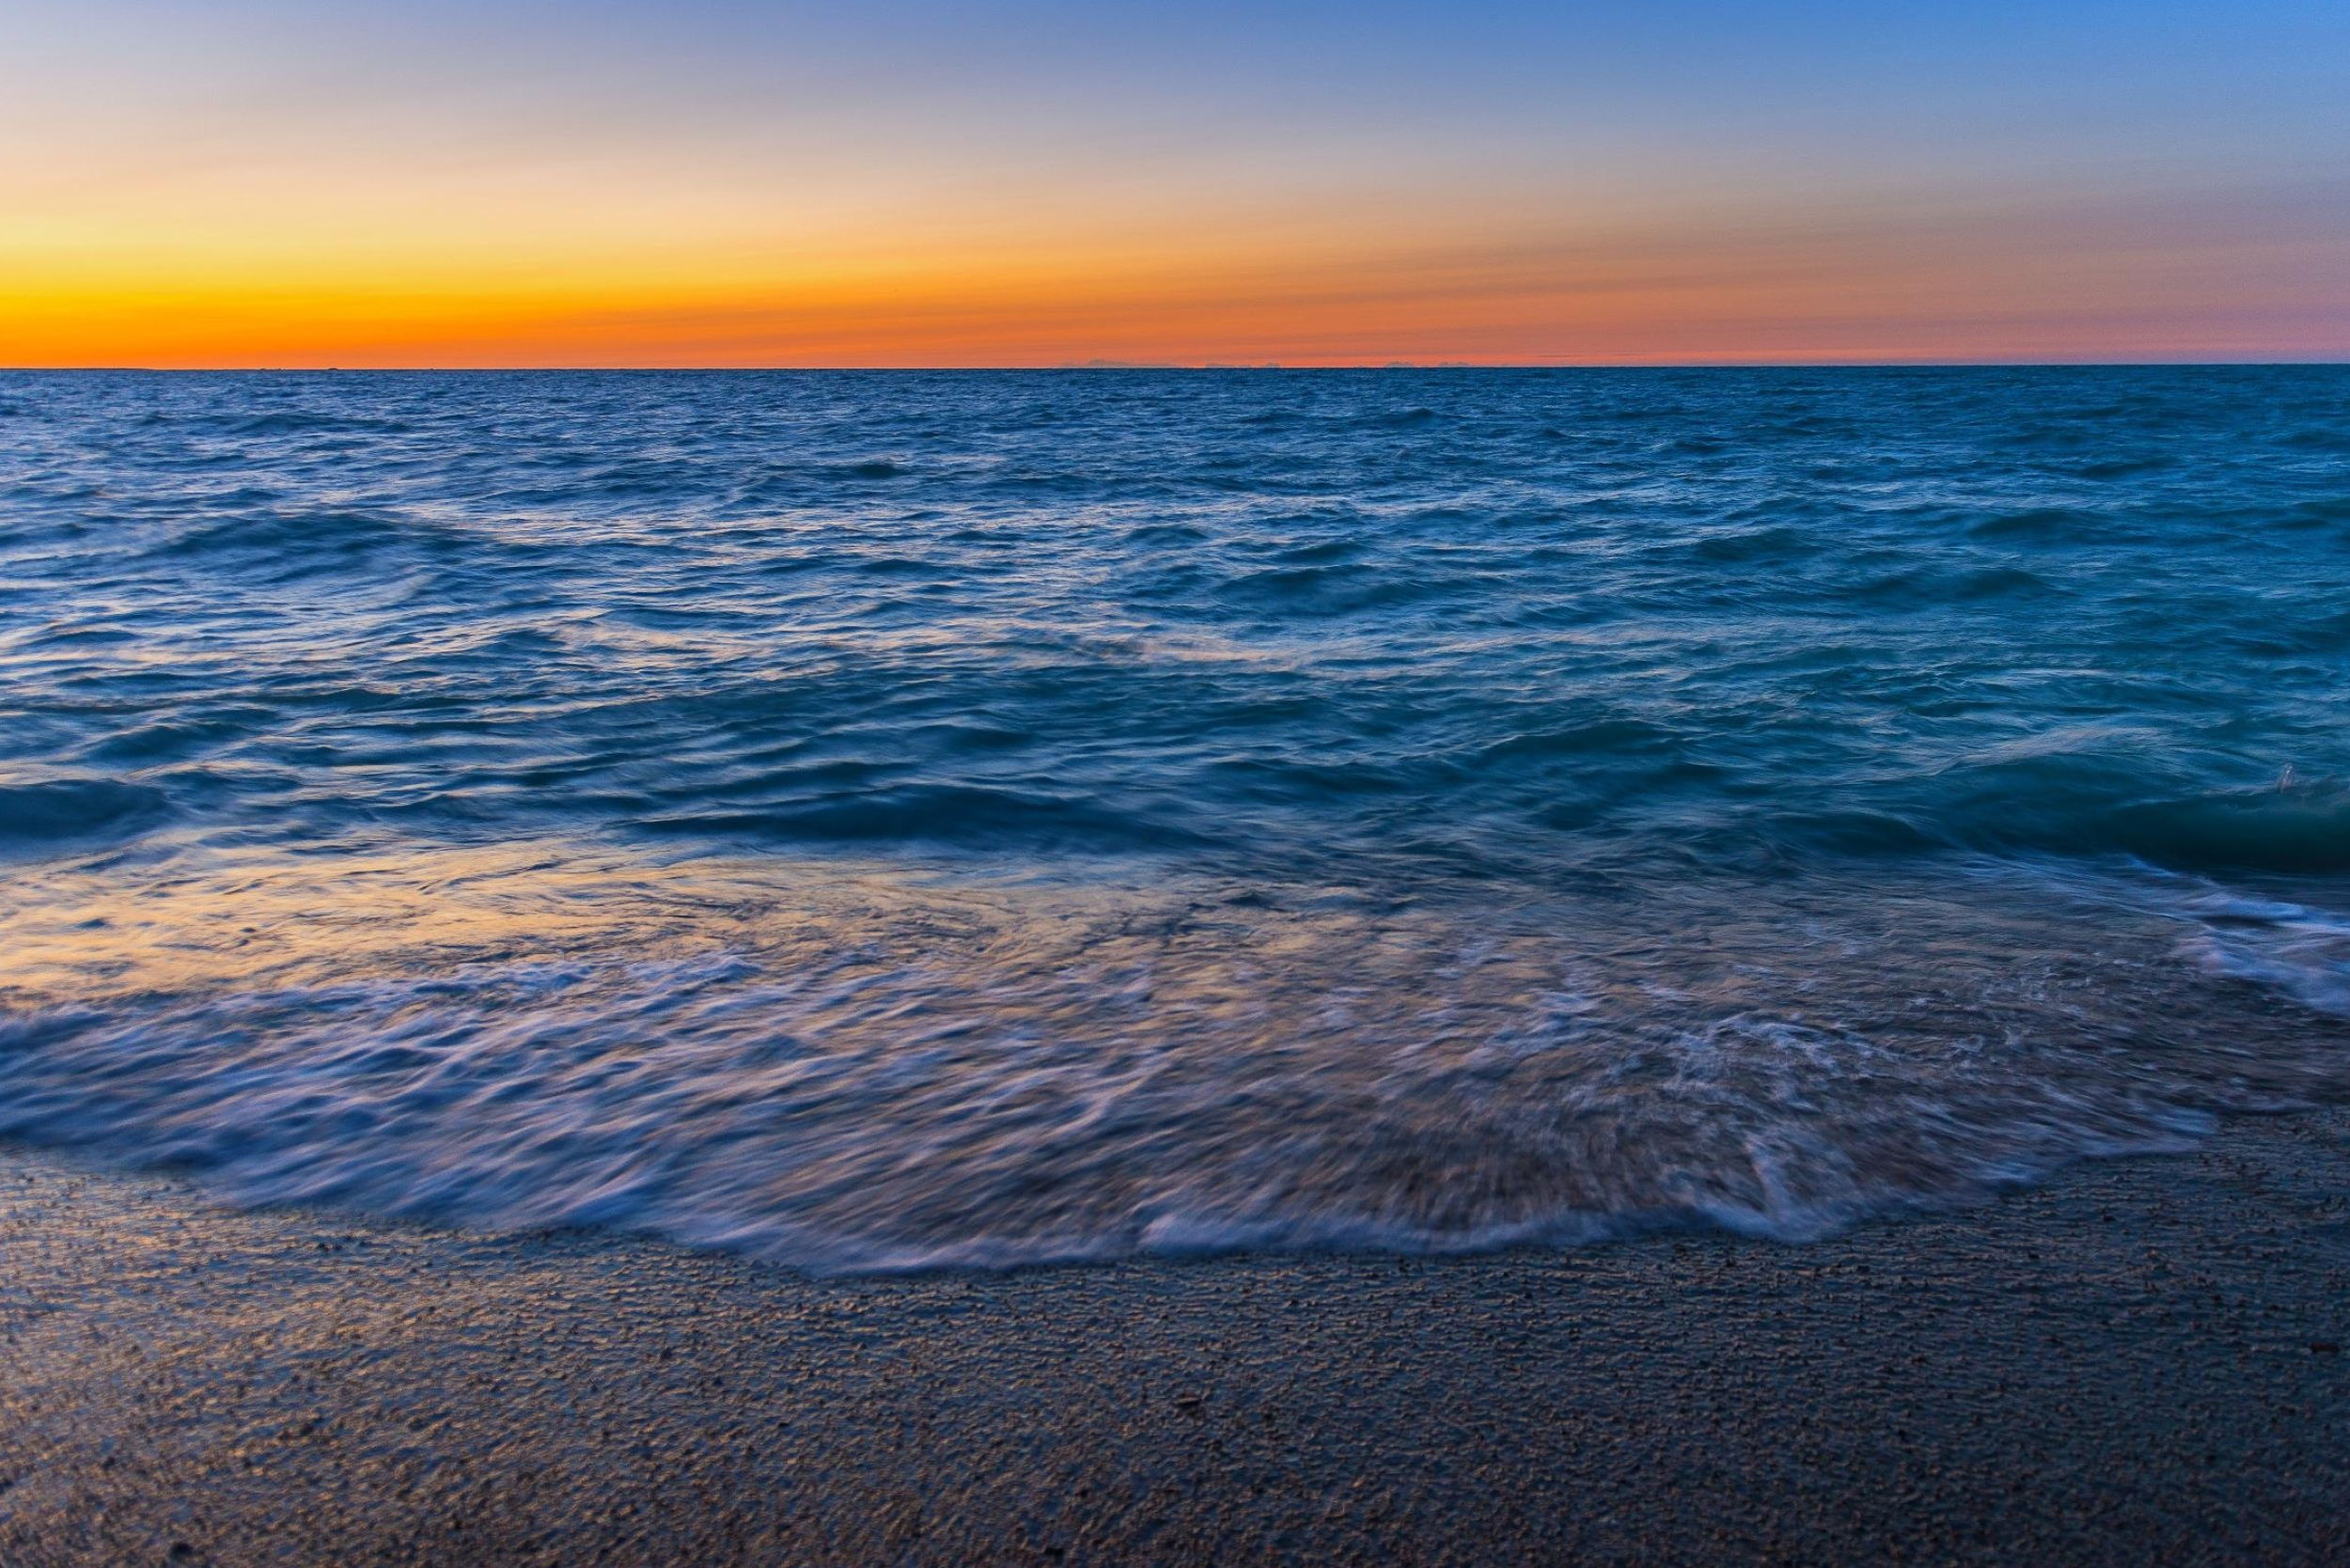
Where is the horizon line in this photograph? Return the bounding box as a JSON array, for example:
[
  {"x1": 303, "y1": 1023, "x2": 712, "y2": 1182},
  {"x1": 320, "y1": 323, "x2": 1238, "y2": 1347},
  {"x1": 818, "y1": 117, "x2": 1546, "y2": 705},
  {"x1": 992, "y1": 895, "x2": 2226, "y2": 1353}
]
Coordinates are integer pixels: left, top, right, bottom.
[{"x1": 8, "y1": 358, "x2": 2349, "y2": 374}]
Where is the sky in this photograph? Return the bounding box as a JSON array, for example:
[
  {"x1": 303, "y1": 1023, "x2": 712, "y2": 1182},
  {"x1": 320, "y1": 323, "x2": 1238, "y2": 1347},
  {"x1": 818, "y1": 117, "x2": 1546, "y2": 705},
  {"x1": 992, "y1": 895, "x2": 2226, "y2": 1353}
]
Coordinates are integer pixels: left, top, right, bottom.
[{"x1": 5, "y1": 1, "x2": 2347, "y2": 367}]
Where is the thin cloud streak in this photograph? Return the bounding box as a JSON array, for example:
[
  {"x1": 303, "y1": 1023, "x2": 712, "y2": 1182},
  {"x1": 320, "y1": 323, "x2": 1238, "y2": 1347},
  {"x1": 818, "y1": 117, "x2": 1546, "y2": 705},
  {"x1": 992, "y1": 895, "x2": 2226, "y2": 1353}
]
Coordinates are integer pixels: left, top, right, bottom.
[{"x1": 9, "y1": 176, "x2": 2342, "y2": 367}]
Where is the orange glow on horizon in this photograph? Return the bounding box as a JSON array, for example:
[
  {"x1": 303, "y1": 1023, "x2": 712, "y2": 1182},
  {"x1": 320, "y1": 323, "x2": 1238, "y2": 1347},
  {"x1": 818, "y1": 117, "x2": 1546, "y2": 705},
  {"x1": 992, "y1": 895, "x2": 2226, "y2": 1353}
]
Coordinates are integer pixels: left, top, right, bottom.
[
  {"x1": 8, "y1": 2, "x2": 2347, "y2": 369},
  {"x1": 6, "y1": 177, "x2": 2343, "y2": 368}
]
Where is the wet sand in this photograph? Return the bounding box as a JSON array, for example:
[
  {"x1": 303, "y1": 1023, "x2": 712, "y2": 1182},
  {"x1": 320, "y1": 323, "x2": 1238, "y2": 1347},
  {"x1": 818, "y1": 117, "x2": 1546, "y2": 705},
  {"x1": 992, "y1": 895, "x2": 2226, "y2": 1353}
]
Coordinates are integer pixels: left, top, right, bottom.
[{"x1": 6, "y1": 1113, "x2": 2348, "y2": 1567}]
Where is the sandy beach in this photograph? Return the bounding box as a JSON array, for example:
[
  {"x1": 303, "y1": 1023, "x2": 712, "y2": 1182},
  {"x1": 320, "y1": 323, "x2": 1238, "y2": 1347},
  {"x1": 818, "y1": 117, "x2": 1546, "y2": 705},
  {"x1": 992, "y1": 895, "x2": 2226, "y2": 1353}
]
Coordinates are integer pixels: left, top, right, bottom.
[
  {"x1": 7, "y1": 1109, "x2": 2347, "y2": 1567},
  {"x1": 12, "y1": 0, "x2": 2350, "y2": 1551},
  {"x1": 11, "y1": 367, "x2": 2350, "y2": 1568}
]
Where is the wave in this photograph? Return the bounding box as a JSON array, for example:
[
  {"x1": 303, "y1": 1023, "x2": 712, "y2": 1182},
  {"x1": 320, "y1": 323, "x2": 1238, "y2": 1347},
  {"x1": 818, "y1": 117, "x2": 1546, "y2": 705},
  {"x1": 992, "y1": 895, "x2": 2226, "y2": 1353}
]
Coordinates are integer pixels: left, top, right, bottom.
[
  {"x1": 195, "y1": 410, "x2": 420, "y2": 438},
  {"x1": 1966, "y1": 506, "x2": 2116, "y2": 542},
  {"x1": 2105, "y1": 783, "x2": 2350, "y2": 873},
  {"x1": 153, "y1": 508, "x2": 458, "y2": 565},
  {"x1": 2163, "y1": 888, "x2": 2350, "y2": 1018},
  {"x1": 0, "y1": 945, "x2": 2217, "y2": 1273},
  {"x1": 2, "y1": 849, "x2": 2344, "y2": 1273},
  {"x1": 634, "y1": 783, "x2": 1208, "y2": 853},
  {"x1": 6, "y1": 366, "x2": 2350, "y2": 1268},
  {"x1": 0, "y1": 777, "x2": 168, "y2": 850},
  {"x1": 1923, "y1": 759, "x2": 2350, "y2": 874}
]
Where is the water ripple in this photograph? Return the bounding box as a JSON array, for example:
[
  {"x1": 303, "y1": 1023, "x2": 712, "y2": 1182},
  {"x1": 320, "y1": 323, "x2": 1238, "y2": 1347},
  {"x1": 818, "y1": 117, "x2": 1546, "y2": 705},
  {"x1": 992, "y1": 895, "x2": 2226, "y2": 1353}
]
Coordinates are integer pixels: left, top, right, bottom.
[{"x1": 2, "y1": 368, "x2": 2347, "y2": 1268}]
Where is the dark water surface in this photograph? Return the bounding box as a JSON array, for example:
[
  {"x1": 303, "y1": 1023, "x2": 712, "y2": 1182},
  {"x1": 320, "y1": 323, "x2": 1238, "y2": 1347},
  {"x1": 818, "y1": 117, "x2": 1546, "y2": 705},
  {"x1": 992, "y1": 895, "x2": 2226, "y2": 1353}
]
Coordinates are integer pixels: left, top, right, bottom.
[{"x1": 3, "y1": 368, "x2": 2347, "y2": 1268}]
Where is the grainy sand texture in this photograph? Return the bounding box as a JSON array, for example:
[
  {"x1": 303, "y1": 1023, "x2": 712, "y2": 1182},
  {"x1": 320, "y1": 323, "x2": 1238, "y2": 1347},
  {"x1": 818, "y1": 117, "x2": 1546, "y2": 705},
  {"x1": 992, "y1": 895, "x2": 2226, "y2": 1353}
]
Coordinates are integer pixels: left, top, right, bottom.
[{"x1": 6, "y1": 1110, "x2": 2347, "y2": 1567}]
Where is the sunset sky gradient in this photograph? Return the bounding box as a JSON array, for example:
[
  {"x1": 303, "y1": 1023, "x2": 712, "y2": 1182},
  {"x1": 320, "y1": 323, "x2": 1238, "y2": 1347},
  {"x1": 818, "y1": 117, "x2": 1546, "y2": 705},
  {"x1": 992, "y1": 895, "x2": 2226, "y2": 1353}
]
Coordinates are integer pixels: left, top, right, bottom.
[{"x1": 7, "y1": 0, "x2": 2347, "y2": 366}]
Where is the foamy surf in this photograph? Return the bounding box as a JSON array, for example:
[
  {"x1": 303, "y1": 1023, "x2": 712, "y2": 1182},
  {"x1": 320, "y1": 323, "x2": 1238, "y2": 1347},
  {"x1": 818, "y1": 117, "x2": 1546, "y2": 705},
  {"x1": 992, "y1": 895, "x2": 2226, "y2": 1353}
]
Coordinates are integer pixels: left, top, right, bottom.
[
  {"x1": 3, "y1": 367, "x2": 2347, "y2": 1270},
  {"x1": 0, "y1": 846, "x2": 2340, "y2": 1272}
]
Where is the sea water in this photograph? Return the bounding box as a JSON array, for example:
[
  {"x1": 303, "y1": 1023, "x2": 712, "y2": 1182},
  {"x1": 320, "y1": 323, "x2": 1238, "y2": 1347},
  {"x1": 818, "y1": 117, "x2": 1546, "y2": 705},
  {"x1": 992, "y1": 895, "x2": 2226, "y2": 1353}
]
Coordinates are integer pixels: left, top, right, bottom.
[{"x1": 2, "y1": 367, "x2": 2345, "y2": 1269}]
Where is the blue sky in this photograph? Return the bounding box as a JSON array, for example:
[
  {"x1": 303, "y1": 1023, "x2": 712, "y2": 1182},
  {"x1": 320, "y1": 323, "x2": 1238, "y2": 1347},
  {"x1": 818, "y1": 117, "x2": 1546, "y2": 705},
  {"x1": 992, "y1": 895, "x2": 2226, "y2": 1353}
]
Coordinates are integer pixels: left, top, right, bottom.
[{"x1": 7, "y1": 1, "x2": 2346, "y2": 363}]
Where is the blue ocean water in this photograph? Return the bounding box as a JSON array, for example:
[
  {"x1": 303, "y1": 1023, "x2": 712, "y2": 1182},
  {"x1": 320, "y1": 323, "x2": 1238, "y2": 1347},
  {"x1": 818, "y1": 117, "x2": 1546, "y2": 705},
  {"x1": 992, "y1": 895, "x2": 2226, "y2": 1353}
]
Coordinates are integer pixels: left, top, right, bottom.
[{"x1": 2, "y1": 367, "x2": 2347, "y2": 1269}]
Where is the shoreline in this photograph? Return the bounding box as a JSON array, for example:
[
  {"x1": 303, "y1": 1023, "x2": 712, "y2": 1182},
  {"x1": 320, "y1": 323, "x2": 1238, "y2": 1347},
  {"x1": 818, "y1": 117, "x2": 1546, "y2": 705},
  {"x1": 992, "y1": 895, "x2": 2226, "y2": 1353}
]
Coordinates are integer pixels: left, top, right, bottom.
[{"x1": 7, "y1": 1111, "x2": 2348, "y2": 1566}]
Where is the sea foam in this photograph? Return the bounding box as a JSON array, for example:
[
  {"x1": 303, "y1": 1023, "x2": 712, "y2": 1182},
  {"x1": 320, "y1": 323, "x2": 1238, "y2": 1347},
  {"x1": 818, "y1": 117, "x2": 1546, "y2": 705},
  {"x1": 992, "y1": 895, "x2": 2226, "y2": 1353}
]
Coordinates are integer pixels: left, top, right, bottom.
[{"x1": 2, "y1": 366, "x2": 2347, "y2": 1268}]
